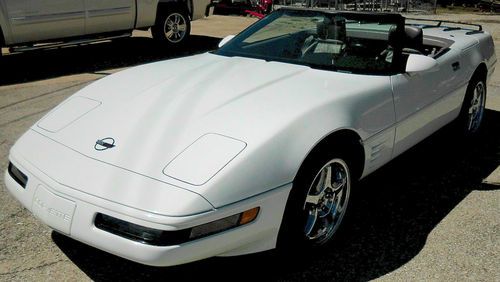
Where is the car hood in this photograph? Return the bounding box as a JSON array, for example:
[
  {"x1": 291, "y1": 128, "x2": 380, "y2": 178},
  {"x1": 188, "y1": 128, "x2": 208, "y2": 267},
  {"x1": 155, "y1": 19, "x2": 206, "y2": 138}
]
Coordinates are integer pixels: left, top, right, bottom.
[
  {"x1": 31, "y1": 53, "x2": 392, "y2": 207},
  {"x1": 33, "y1": 53, "x2": 308, "y2": 182}
]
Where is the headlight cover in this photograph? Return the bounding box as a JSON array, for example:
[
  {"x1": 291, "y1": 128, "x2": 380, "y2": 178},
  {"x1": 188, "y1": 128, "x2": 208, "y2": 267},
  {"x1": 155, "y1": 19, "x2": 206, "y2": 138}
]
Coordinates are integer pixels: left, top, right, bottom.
[
  {"x1": 163, "y1": 133, "x2": 246, "y2": 186},
  {"x1": 37, "y1": 97, "x2": 101, "y2": 133}
]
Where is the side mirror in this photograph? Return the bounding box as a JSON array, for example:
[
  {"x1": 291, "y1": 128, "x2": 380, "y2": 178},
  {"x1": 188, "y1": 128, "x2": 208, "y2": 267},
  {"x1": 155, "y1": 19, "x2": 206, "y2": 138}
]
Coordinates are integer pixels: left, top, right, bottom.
[
  {"x1": 405, "y1": 54, "x2": 439, "y2": 74},
  {"x1": 218, "y1": 35, "x2": 235, "y2": 48}
]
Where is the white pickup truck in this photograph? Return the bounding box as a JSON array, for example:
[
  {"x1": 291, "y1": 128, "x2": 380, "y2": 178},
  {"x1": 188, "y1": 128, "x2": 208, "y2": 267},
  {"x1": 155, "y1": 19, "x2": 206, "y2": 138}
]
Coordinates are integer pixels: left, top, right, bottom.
[{"x1": 0, "y1": 0, "x2": 212, "y2": 54}]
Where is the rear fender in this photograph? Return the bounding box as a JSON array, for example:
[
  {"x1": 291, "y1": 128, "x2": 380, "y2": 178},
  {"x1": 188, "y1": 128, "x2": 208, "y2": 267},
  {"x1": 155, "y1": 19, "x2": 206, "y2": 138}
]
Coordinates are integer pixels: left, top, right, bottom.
[{"x1": 136, "y1": 0, "x2": 189, "y2": 28}]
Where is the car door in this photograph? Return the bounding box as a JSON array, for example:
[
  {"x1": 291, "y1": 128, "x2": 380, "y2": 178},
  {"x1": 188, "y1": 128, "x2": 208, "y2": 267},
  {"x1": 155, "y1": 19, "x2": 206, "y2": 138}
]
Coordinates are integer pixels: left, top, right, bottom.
[
  {"x1": 84, "y1": 0, "x2": 135, "y2": 35},
  {"x1": 391, "y1": 48, "x2": 467, "y2": 157},
  {"x1": 4, "y1": 0, "x2": 85, "y2": 44}
]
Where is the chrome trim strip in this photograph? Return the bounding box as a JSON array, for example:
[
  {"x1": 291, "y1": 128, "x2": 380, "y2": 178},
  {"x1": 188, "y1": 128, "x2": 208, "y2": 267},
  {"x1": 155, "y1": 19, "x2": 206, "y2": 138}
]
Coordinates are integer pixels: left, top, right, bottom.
[
  {"x1": 11, "y1": 33, "x2": 132, "y2": 53},
  {"x1": 87, "y1": 7, "x2": 132, "y2": 18},
  {"x1": 11, "y1": 11, "x2": 84, "y2": 25}
]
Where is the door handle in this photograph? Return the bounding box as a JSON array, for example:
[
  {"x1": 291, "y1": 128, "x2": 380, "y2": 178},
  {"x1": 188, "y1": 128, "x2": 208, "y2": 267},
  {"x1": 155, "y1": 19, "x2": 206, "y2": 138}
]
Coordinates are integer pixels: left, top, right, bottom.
[{"x1": 452, "y1": 62, "x2": 460, "y2": 71}]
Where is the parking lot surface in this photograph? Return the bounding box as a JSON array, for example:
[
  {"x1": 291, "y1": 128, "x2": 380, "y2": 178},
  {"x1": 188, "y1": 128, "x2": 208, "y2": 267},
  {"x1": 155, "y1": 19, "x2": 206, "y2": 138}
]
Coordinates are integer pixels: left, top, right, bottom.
[{"x1": 0, "y1": 14, "x2": 499, "y2": 281}]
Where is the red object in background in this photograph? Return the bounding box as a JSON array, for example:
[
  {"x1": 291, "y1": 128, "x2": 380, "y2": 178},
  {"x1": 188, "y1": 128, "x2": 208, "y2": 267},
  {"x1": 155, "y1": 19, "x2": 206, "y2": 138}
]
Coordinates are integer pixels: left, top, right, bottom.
[
  {"x1": 212, "y1": 0, "x2": 272, "y2": 17},
  {"x1": 247, "y1": 0, "x2": 272, "y2": 17},
  {"x1": 257, "y1": 0, "x2": 273, "y2": 14},
  {"x1": 245, "y1": 10, "x2": 265, "y2": 19}
]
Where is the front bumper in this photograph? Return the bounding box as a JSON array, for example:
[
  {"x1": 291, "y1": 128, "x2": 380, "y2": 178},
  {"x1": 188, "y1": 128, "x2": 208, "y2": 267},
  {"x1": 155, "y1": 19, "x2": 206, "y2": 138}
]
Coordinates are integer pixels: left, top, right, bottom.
[{"x1": 5, "y1": 145, "x2": 291, "y2": 267}]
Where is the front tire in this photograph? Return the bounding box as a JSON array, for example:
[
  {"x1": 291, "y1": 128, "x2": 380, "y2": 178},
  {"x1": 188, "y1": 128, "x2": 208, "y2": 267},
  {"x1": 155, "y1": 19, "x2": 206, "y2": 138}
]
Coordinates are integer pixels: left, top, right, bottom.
[
  {"x1": 457, "y1": 76, "x2": 487, "y2": 136},
  {"x1": 278, "y1": 151, "x2": 353, "y2": 250},
  {"x1": 152, "y1": 7, "x2": 191, "y2": 47}
]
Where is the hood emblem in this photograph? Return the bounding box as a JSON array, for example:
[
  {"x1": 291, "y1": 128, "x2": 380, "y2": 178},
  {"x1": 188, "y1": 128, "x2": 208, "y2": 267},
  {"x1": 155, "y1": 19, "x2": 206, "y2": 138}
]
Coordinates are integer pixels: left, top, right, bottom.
[{"x1": 95, "y1": 137, "x2": 116, "y2": 151}]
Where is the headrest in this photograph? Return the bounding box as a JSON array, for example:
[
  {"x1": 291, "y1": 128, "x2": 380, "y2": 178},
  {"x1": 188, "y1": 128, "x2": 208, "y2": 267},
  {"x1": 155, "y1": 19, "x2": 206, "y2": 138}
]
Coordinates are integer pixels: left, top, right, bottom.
[
  {"x1": 317, "y1": 18, "x2": 346, "y2": 40},
  {"x1": 404, "y1": 26, "x2": 423, "y2": 50},
  {"x1": 387, "y1": 25, "x2": 423, "y2": 51},
  {"x1": 317, "y1": 21, "x2": 328, "y2": 39}
]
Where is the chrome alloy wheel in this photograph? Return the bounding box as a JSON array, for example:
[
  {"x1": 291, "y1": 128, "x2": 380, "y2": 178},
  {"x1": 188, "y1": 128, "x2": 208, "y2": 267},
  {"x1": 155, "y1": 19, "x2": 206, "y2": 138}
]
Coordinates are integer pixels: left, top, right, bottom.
[
  {"x1": 164, "y1": 13, "x2": 187, "y2": 43},
  {"x1": 467, "y1": 81, "x2": 486, "y2": 133},
  {"x1": 303, "y1": 158, "x2": 350, "y2": 244}
]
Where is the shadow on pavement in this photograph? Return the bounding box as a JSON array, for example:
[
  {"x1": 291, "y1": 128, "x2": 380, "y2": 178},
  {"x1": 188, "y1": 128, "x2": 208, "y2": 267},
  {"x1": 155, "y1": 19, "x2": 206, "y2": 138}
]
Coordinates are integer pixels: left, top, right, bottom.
[
  {"x1": 0, "y1": 35, "x2": 221, "y2": 86},
  {"x1": 52, "y1": 109, "x2": 500, "y2": 281}
]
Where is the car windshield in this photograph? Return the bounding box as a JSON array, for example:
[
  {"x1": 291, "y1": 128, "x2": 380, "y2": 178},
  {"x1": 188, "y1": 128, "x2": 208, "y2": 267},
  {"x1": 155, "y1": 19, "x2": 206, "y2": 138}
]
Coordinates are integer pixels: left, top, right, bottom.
[{"x1": 215, "y1": 9, "x2": 404, "y2": 74}]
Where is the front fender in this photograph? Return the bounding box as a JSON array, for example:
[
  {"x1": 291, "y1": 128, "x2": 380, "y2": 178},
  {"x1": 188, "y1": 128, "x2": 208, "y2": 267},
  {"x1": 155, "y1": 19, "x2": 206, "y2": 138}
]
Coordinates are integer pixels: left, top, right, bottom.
[{"x1": 193, "y1": 74, "x2": 394, "y2": 208}]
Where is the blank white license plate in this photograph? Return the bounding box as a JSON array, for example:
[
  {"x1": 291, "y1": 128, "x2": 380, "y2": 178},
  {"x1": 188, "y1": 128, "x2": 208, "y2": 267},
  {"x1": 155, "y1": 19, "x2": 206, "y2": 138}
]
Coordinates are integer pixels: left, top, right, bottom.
[{"x1": 32, "y1": 185, "x2": 76, "y2": 235}]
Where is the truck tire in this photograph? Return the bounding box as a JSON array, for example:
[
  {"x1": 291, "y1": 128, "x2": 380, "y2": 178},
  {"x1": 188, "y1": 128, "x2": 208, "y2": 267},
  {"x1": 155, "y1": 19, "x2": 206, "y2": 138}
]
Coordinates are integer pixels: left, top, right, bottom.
[{"x1": 152, "y1": 6, "x2": 191, "y2": 47}]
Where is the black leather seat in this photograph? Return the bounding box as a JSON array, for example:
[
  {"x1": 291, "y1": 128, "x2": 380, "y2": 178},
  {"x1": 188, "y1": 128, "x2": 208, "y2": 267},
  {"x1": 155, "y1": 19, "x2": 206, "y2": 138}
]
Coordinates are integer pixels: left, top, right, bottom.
[
  {"x1": 316, "y1": 18, "x2": 347, "y2": 41},
  {"x1": 404, "y1": 26, "x2": 424, "y2": 53},
  {"x1": 387, "y1": 25, "x2": 423, "y2": 52}
]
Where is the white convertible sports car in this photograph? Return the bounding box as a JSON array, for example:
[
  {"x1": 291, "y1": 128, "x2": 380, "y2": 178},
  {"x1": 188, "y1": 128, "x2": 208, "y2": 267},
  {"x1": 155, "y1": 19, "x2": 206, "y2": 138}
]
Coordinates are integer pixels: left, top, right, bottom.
[{"x1": 5, "y1": 8, "x2": 496, "y2": 266}]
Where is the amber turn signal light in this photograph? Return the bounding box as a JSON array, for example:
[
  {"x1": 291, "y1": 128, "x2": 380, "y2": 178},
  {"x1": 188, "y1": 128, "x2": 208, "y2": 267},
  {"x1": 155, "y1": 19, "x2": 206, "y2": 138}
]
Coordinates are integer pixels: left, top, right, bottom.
[{"x1": 239, "y1": 207, "x2": 260, "y2": 225}]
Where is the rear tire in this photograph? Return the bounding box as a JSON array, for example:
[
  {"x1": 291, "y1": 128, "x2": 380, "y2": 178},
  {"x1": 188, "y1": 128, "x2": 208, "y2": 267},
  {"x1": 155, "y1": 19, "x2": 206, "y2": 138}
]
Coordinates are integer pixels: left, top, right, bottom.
[
  {"x1": 151, "y1": 6, "x2": 191, "y2": 47},
  {"x1": 456, "y1": 75, "x2": 487, "y2": 137},
  {"x1": 278, "y1": 150, "x2": 354, "y2": 251}
]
